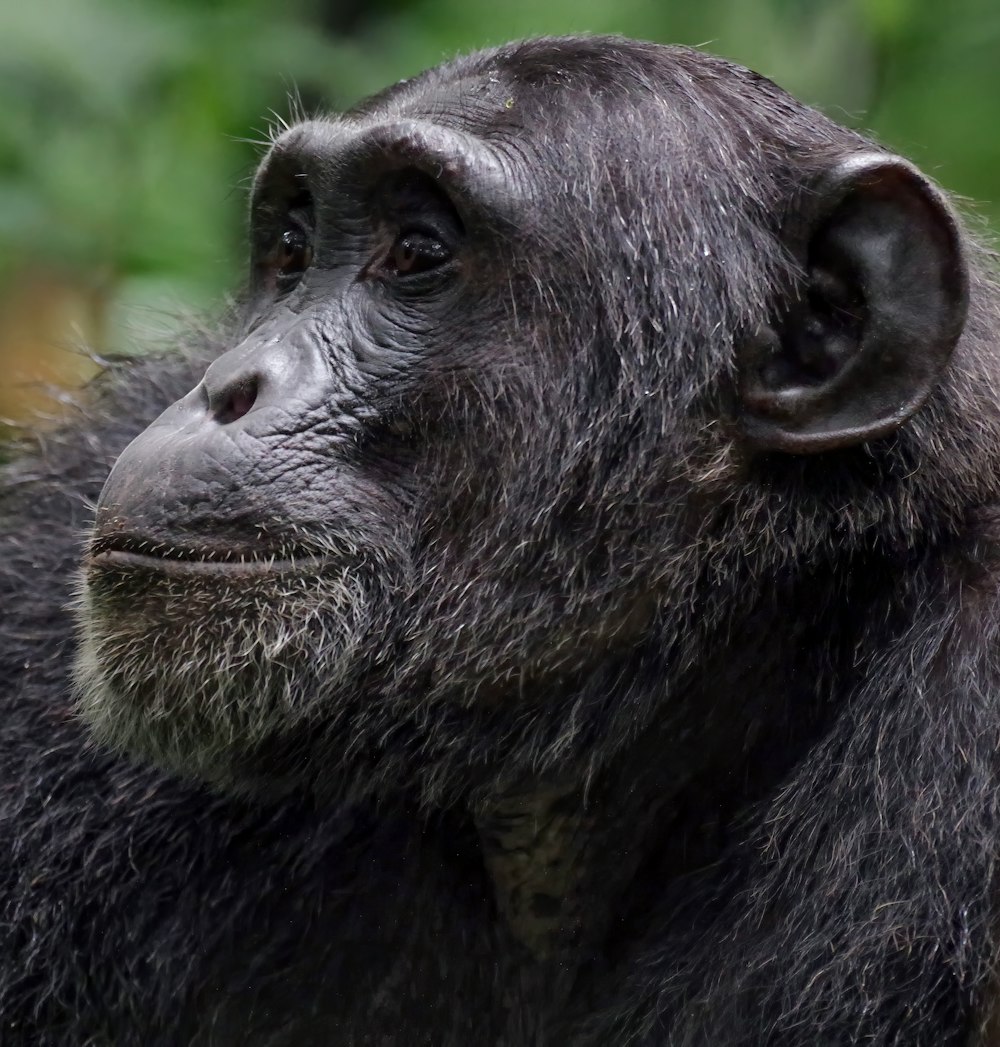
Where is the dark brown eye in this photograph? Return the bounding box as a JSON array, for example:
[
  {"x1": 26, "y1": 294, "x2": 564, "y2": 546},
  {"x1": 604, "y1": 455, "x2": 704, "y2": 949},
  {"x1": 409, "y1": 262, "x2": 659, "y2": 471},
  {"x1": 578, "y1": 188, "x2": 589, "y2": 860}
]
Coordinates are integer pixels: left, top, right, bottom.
[
  {"x1": 275, "y1": 228, "x2": 312, "y2": 280},
  {"x1": 385, "y1": 231, "x2": 450, "y2": 277}
]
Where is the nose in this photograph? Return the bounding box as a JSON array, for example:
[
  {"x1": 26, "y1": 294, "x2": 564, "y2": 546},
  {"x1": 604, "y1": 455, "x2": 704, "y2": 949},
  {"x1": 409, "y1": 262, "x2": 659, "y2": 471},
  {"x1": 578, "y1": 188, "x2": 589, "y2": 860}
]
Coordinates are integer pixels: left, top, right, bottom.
[
  {"x1": 91, "y1": 330, "x2": 338, "y2": 550},
  {"x1": 197, "y1": 333, "x2": 326, "y2": 428},
  {"x1": 208, "y1": 372, "x2": 260, "y2": 425},
  {"x1": 199, "y1": 348, "x2": 271, "y2": 427}
]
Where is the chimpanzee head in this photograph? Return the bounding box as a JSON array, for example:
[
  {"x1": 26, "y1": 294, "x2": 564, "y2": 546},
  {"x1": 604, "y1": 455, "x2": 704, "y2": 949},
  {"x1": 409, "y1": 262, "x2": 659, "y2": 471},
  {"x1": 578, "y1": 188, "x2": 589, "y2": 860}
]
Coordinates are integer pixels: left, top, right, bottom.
[{"x1": 76, "y1": 37, "x2": 976, "y2": 804}]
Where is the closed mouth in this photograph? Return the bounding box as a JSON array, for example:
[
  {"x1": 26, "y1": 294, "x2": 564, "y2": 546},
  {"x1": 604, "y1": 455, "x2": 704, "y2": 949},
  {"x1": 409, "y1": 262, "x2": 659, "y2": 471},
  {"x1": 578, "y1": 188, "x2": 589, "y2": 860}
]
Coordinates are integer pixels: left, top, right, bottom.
[{"x1": 87, "y1": 538, "x2": 331, "y2": 578}]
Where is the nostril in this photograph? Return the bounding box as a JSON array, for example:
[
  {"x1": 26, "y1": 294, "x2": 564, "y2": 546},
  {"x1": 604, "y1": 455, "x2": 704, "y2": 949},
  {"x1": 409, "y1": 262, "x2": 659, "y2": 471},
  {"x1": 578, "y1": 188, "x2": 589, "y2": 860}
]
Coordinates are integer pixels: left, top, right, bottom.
[{"x1": 213, "y1": 378, "x2": 260, "y2": 425}]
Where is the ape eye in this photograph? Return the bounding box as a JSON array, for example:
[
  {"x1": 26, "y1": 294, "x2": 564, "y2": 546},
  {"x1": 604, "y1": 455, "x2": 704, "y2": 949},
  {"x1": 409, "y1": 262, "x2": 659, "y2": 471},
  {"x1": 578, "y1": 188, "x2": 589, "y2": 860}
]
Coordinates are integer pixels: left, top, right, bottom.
[
  {"x1": 384, "y1": 230, "x2": 451, "y2": 278},
  {"x1": 269, "y1": 227, "x2": 313, "y2": 291}
]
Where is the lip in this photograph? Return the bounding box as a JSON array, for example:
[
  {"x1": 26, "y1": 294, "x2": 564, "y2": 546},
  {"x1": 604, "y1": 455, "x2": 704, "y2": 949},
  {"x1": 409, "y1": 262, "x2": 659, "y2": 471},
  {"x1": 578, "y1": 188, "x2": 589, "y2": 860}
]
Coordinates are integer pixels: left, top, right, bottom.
[{"x1": 87, "y1": 548, "x2": 333, "y2": 579}]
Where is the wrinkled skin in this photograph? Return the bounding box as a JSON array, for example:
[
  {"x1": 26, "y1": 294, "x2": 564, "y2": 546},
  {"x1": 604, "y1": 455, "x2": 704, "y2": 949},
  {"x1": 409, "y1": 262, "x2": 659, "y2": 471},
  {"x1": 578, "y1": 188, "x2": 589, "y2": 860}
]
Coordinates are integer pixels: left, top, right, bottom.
[{"x1": 4, "y1": 35, "x2": 1000, "y2": 1047}]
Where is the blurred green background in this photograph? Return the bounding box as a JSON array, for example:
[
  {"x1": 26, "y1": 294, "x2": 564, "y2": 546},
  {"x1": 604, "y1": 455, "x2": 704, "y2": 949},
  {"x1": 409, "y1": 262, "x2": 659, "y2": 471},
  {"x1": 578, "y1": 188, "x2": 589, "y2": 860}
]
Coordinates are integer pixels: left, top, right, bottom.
[{"x1": 1, "y1": 0, "x2": 998, "y2": 420}]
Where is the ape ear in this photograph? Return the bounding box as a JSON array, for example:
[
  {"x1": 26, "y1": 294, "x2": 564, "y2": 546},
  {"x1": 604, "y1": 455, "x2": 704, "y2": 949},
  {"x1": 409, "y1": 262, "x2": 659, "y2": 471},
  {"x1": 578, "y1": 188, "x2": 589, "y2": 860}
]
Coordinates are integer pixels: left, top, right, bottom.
[{"x1": 736, "y1": 153, "x2": 968, "y2": 453}]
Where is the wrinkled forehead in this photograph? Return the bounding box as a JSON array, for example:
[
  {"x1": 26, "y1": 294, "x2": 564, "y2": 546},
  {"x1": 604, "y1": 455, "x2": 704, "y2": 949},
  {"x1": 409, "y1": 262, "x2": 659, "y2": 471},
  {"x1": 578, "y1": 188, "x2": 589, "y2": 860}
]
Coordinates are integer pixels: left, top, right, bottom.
[
  {"x1": 353, "y1": 68, "x2": 529, "y2": 133},
  {"x1": 253, "y1": 66, "x2": 622, "y2": 214}
]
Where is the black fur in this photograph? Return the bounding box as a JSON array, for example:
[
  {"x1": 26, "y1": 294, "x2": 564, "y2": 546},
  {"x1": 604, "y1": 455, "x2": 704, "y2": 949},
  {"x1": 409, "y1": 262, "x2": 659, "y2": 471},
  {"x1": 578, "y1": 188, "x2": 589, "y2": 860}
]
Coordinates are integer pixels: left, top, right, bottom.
[{"x1": 3, "y1": 36, "x2": 1000, "y2": 1045}]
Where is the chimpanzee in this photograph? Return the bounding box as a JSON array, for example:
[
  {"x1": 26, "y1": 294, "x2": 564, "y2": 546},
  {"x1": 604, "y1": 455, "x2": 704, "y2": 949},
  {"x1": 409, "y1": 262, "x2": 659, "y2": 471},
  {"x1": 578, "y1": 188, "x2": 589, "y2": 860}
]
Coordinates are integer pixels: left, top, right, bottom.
[{"x1": 2, "y1": 34, "x2": 999, "y2": 1047}]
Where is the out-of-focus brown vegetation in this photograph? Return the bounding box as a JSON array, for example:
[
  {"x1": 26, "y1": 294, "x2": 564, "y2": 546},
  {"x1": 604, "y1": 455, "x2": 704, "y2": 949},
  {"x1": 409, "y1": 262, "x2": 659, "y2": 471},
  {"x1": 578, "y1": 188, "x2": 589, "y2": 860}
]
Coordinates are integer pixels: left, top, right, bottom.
[{"x1": 0, "y1": 275, "x2": 102, "y2": 422}]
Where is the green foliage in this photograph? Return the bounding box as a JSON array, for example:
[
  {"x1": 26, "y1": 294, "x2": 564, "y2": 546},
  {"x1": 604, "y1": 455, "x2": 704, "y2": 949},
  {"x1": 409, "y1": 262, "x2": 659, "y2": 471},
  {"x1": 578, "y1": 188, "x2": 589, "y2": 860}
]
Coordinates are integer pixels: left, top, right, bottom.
[{"x1": 0, "y1": 0, "x2": 353, "y2": 343}]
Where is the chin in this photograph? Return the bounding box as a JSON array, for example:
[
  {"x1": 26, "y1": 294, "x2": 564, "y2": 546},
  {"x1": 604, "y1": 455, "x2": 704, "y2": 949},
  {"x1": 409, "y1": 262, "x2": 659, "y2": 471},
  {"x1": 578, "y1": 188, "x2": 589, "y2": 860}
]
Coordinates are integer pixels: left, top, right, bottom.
[{"x1": 74, "y1": 556, "x2": 398, "y2": 795}]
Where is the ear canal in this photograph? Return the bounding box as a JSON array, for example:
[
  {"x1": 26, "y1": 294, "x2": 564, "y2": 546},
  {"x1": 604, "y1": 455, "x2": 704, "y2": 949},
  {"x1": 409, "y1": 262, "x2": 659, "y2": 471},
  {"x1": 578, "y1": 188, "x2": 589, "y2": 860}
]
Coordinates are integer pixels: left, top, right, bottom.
[{"x1": 737, "y1": 152, "x2": 969, "y2": 454}]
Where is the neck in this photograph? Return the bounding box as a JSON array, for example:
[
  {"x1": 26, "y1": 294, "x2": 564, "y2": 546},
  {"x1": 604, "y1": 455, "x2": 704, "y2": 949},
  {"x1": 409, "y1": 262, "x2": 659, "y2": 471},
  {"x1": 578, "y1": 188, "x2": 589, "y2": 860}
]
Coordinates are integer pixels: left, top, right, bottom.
[{"x1": 471, "y1": 551, "x2": 891, "y2": 962}]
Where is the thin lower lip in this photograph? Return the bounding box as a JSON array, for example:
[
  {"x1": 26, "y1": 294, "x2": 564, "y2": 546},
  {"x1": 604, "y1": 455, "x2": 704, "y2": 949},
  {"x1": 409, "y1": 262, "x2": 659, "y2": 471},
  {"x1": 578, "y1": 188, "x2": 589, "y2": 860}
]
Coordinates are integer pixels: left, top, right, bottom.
[{"x1": 88, "y1": 549, "x2": 332, "y2": 579}]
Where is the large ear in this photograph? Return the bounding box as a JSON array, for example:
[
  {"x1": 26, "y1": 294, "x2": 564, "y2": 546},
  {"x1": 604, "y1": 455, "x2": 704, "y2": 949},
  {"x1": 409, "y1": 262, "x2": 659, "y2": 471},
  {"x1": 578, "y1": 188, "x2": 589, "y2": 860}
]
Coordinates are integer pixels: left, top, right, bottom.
[{"x1": 736, "y1": 152, "x2": 968, "y2": 454}]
